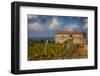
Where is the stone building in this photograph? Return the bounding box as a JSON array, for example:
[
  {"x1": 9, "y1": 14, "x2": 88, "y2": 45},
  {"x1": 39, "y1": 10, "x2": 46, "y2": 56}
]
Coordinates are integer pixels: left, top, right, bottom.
[{"x1": 55, "y1": 32, "x2": 86, "y2": 44}]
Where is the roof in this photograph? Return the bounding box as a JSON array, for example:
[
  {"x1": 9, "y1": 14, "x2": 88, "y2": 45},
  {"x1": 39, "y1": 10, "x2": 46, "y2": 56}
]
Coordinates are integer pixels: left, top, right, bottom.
[{"x1": 56, "y1": 31, "x2": 84, "y2": 35}]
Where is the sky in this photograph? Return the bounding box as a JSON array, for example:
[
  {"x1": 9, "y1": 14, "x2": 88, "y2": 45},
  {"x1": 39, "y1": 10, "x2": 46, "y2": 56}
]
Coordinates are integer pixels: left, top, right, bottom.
[{"x1": 28, "y1": 15, "x2": 88, "y2": 38}]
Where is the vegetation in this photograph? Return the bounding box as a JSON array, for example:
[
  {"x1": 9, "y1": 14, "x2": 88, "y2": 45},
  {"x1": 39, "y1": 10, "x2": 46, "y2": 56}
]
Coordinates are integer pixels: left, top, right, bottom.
[{"x1": 28, "y1": 39, "x2": 82, "y2": 61}]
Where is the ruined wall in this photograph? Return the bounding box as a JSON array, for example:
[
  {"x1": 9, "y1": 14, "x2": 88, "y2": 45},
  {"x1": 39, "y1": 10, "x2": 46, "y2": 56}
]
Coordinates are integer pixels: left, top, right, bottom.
[{"x1": 55, "y1": 32, "x2": 84, "y2": 44}]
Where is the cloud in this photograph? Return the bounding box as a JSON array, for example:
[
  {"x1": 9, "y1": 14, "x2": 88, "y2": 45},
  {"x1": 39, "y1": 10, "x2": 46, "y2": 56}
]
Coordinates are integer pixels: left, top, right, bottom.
[
  {"x1": 28, "y1": 22, "x2": 44, "y2": 31},
  {"x1": 49, "y1": 18, "x2": 60, "y2": 30},
  {"x1": 28, "y1": 15, "x2": 38, "y2": 19},
  {"x1": 83, "y1": 19, "x2": 88, "y2": 29},
  {"x1": 64, "y1": 24, "x2": 79, "y2": 32}
]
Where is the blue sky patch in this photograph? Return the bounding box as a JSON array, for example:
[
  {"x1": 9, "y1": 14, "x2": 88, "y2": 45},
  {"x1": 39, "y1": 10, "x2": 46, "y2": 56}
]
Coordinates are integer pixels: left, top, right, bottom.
[{"x1": 28, "y1": 15, "x2": 88, "y2": 38}]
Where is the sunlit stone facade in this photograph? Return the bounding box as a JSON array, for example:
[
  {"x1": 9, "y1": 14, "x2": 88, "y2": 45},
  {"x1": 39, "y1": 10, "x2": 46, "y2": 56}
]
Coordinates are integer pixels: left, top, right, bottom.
[{"x1": 55, "y1": 32, "x2": 85, "y2": 44}]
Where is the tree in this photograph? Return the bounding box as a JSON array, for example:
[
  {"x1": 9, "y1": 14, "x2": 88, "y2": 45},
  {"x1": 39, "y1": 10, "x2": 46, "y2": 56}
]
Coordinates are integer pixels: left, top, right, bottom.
[{"x1": 61, "y1": 37, "x2": 80, "y2": 59}]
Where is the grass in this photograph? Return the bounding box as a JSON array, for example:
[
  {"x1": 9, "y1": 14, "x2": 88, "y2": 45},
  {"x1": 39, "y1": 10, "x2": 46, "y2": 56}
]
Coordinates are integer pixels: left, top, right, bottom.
[{"x1": 28, "y1": 40, "x2": 87, "y2": 61}]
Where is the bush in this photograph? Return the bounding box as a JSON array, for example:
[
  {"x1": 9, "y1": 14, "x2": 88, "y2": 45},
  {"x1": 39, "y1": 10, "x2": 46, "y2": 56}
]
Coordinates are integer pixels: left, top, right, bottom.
[{"x1": 28, "y1": 39, "x2": 80, "y2": 60}]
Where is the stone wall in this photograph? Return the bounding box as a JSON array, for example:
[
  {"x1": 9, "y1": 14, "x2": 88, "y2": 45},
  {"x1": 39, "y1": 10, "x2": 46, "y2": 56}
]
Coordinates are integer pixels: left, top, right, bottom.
[{"x1": 55, "y1": 32, "x2": 85, "y2": 44}]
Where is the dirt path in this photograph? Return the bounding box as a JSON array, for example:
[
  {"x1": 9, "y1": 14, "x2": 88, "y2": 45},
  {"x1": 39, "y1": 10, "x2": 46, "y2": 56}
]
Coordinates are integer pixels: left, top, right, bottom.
[{"x1": 70, "y1": 45, "x2": 88, "y2": 59}]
